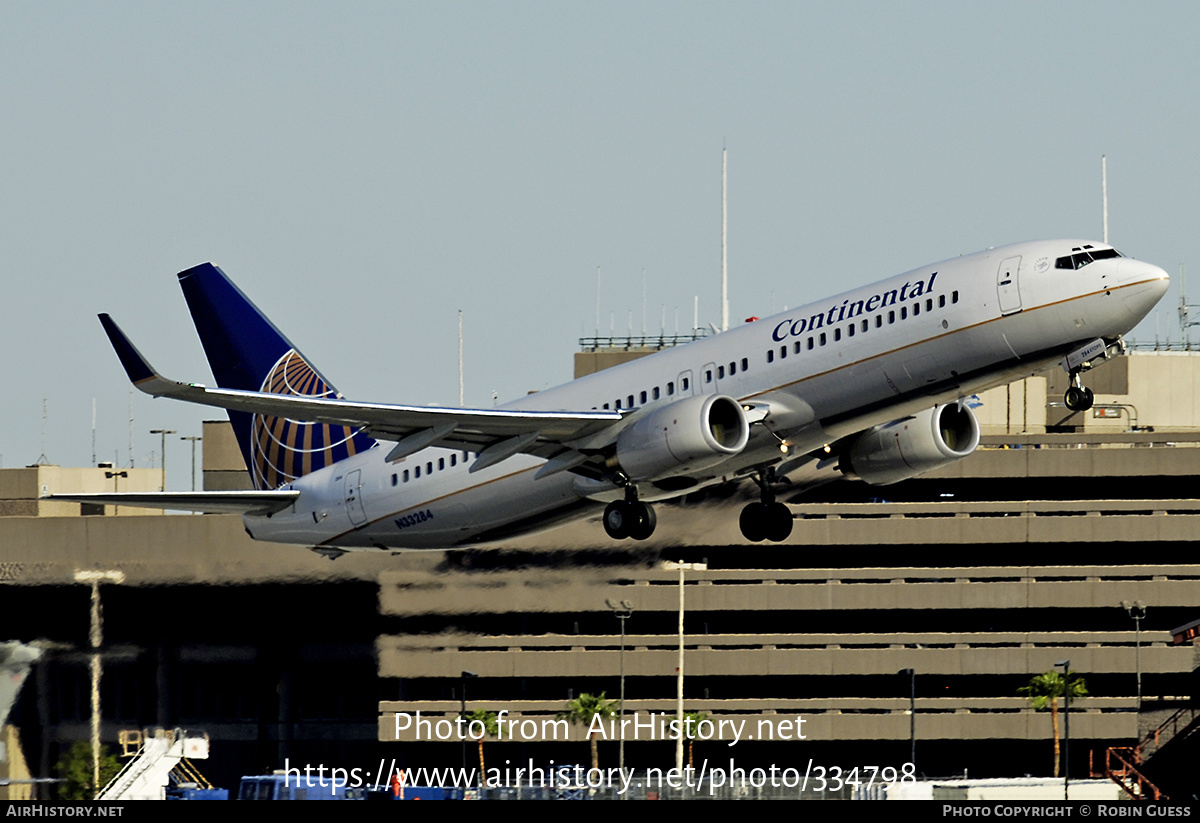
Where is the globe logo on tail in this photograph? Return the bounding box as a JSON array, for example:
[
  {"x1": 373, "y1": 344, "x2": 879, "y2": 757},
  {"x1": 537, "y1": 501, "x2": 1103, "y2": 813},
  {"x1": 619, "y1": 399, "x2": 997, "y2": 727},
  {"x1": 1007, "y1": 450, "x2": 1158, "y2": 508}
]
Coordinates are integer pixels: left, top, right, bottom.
[{"x1": 250, "y1": 350, "x2": 373, "y2": 489}]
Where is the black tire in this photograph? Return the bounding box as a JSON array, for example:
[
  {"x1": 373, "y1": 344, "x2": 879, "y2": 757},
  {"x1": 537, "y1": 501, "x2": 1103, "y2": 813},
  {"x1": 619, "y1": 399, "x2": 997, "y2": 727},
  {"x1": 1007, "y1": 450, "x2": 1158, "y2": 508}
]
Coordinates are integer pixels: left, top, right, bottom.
[
  {"x1": 629, "y1": 502, "x2": 657, "y2": 541},
  {"x1": 739, "y1": 503, "x2": 768, "y2": 542},
  {"x1": 1064, "y1": 386, "x2": 1086, "y2": 411},
  {"x1": 1081, "y1": 386, "x2": 1095, "y2": 411},
  {"x1": 765, "y1": 501, "x2": 794, "y2": 542},
  {"x1": 603, "y1": 501, "x2": 630, "y2": 540}
]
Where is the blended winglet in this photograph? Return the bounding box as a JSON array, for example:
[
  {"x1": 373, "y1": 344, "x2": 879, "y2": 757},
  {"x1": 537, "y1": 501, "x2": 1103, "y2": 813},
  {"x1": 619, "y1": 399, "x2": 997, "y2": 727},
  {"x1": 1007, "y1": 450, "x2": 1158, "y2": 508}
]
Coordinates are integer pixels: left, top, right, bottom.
[{"x1": 98, "y1": 314, "x2": 191, "y2": 398}]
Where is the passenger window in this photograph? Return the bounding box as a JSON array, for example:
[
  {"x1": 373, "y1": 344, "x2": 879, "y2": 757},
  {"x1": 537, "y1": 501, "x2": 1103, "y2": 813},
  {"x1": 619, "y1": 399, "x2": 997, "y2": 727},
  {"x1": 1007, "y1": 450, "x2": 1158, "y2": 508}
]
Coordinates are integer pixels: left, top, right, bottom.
[
  {"x1": 403, "y1": 470, "x2": 409, "y2": 482},
  {"x1": 705, "y1": 370, "x2": 713, "y2": 383},
  {"x1": 615, "y1": 399, "x2": 621, "y2": 409},
  {"x1": 834, "y1": 328, "x2": 841, "y2": 341},
  {"x1": 741, "y1": 357, "x2": 748, "y2": 370},
  {"x1": 729, "y1": 362, "x2": 736, "y2": 375},
  {"x1": 779, "y1": 346, "x2": 786, "y2": 359},
  {"x1": 603, "y1": 403, "x2": 610, "y2": 409},
  {"x1": 640, "y1": 391, "x2": 647, "y2": 404},
  {"x1": 926, "y1": 298, "x2": 933, "y2": 311},
  {"x1": 682, "y1": 377, "x2": 690, "y2": 390},
  {"x1": 718, "y1": 366, "x2": 725, "y2": 379},
  {"x1": 888, "y1": 311, "x2": 895, "y2": 324},
  {"x1": 952, "y1": 290, "x2": 959, "y2": 303},
  {"x1": 668, "y1": 381, "x2": 675, "y2": 395},
  {"x1": 426, "y1": 462, "x2": 433, "y2": 474},
  {"x1": 807, "y1": 337, "x2": 814, "y2": 350},
  {"x1": 767, "y1": 350, "x2": 774, "y2": 363},
  {"x1": 913, "y1": 303, "x2": 920, "y2": 316},
  {"x1": 875, "y1": 315, "x2": 882, "y2": 328},
  {"x1": 653, "y1": 387, "x2": 660, "y2": 400},
  {"x1": 451, "y1": 454, "x2": 457, "y2": 467},
  {"x1": 627, "y1": 395, "x2": 634, "y2": 407},
  {"x1": 415, "y1": 466, "x2": 421, "y2": 478},
  {"x1": 939, "y1": 295, "x2": 946, "y2": 308},
  {"x1": 862, "y1": 319, "x2": 868, "y2": 332},
  {"x1": 847, "y1": 324, "x2": 854, "y2": 337},
  {"x1": 794, "y1": 341, "x2": 802, "y2": 354},
  {"x1": 819, "y1": 333, "x2": 826, "y2": 346},
  {"x1": 438, "y1": 457, "x2": 445, "y2": 470},
  {"x1": 391, "y1": 473, "x2": 398, "y2": 486}
]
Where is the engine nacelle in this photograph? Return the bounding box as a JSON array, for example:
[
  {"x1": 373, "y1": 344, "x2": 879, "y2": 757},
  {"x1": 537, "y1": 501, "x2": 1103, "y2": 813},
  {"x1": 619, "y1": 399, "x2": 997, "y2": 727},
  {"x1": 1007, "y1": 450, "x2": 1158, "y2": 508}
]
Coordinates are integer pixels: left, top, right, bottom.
[
  {"x1": 844, "y1": 403, "x2": 980, "y2": 486},
  {"x1": 615, "y1": 394, "x2": 750, "y2": 482}
]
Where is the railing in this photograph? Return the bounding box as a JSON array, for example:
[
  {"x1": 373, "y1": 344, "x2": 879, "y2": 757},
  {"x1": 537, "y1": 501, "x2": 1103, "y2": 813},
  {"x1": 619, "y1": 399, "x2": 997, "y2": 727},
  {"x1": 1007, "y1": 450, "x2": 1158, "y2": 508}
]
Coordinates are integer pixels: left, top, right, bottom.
[{"x1": 1105, "y1": 746, "x2": 1166, "y2": 801}]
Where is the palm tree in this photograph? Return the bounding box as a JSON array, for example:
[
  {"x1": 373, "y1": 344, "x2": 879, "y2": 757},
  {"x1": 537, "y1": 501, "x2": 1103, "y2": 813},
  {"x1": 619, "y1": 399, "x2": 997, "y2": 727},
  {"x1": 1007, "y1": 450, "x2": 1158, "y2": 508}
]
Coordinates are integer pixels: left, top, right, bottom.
[
  {"x1": 684, "y1": 711, "x2": 710, "y2": 769},
  {"x1": 1019, "y1": 670, "x2": 1088, "y2": 777},
  {"x1": 462, "y1": 709, "x2": 499, "y2": 780},
  {"x1": 559, "y1": 692, "x2": 620, "y2": 771}
]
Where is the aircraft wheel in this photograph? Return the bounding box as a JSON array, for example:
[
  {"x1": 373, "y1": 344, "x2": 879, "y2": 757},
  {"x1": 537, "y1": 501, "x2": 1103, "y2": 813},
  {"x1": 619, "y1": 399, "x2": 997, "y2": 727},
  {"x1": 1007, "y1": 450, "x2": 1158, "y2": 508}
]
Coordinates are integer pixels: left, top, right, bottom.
[
  {"x1": 765, "y1": 501, "x2": 793, "y2": 543},
  {"x1": 1081, "y1": 387, "x2": 1095, "y2": 411},
  {"x1": 1064, "y1": 386, "x2": 1086, "y2": 411},
  {"x1": 629, "y1": 502, "x2": 657, "y2": 541},
  {"x1": 603, "y1": 501, "x2": 631, "y2": 540},
  {"x1": 739, "y1": 503, "x2": 768, "y2": 542}
]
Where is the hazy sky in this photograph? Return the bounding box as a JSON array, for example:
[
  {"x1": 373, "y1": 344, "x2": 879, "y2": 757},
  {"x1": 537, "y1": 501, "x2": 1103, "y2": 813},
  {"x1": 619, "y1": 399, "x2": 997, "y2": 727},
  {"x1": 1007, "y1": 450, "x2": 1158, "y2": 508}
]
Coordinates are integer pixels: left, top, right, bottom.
[{"x1": 3, "y1": 2, "x2": 1197, "y2": 483}]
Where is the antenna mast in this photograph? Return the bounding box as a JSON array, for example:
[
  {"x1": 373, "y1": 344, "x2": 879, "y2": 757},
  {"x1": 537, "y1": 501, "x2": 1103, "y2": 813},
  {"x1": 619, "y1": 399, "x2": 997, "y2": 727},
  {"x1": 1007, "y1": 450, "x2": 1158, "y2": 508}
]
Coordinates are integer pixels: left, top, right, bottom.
[
  {"x1": 1101, "y1": 155, "x2": 1109, "y2": 244},
  {"x1": 721, "y1": 145, "x2": 729, "y2": 332}
]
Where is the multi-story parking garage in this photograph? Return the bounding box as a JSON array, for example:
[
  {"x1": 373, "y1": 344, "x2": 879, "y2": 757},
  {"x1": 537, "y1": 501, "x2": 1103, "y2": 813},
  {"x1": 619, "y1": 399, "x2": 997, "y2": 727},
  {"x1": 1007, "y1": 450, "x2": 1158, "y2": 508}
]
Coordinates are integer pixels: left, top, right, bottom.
[{"x1": 2, "y1": 350, "x2": 1199, "y2": 797}]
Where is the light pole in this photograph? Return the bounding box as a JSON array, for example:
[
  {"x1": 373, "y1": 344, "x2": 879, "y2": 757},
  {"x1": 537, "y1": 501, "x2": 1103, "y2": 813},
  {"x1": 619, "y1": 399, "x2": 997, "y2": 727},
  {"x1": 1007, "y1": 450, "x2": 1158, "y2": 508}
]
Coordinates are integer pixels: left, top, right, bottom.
[
  {"x1": 75, "y1": 569, "x2": 125, "y2": 799},
  {"x1": 1121, "y1": 600, "x2": 1148, "y2": 711},
  {"x1": 149, "y1": 429, "x2": 176, "y2": 490},
  {"x1": 606, "y1": 598, "x2": 633, "y2": 777},
  {"x1": 460, "y1": 670, "x2": 477, "y2": 772},
  {"x1": 663, "y1": 561, "x2": 706, "y2": 777},
  {"x1": 104, "y1": 470, "x2": 127, "y2": 516},
  {"x1": 181, "y1": 435, "x2": 202, "y2": 491},
  {"x1": 898, "y1": 668, "x2": 915, "y2": 767},
  {"x1": 1055, "y1": 659, "x2": 1071, "y2": 800}
]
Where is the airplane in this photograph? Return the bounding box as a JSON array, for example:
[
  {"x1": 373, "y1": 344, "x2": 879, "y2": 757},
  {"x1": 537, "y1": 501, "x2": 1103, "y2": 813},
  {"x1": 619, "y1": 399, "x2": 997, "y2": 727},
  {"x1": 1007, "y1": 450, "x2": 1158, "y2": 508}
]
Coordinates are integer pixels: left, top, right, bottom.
[{"x1": 50, "y1": 240, "x2": 1169, "y2": 553}]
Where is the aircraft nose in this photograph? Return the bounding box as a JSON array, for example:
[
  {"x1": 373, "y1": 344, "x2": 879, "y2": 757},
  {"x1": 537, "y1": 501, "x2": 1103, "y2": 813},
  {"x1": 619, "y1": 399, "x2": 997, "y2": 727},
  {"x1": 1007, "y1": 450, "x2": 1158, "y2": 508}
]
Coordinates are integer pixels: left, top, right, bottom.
[{"x1": 1117, "y1": 260, "x2": 1170, "y2": 320}]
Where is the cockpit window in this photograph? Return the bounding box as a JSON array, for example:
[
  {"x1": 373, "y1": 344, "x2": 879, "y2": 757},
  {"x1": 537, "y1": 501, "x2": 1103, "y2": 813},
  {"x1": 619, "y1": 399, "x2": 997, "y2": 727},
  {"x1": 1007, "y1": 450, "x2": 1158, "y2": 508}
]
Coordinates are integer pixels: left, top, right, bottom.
[{"x1": 1055, "y1": 248, "x2": 1122, "y2": 270}]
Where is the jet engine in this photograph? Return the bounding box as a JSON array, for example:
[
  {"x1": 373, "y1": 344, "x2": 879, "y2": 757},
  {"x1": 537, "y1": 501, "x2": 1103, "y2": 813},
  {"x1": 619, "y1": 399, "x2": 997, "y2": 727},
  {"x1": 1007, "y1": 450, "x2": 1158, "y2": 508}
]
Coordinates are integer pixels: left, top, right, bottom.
[
  {"x1": 843, "y1": 403, "x2": 980, "y2": 486},
  {"x1": 614, "y1": 394, "x2": 750, "y2": 481}
]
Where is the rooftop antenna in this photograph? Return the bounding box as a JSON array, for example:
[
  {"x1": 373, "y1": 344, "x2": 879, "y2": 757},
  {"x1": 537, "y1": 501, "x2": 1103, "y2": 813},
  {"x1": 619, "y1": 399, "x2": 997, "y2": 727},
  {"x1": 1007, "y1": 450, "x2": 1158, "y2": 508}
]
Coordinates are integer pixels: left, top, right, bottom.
[
  {"x1": 721, "y1": 144, "x2": 729, "y2": 332},
  {"x1": 458, "y1": 310, "x2": 464, "y2": 406},
  {"x1": 693, "y1": 295, "x2": 699, "y2": 333},
  {"x1": 642, "y1": 268, "x2": 647, "y2": 336},
  {"x1": 91, "y1": 398, "x2": 97, "y2": 467},
  {"x1": 128, "y1": 386, "x2": 134, "y2": 468},
  {"x1": 595, "y1": 266, "x2": 601, "y2": 337},
  {"x1": 1101, "y1": 155, "x2": 1109, "y2": 244},
  {"x1": 37, "y1": 397, "x2": 48, "y2": 465}
]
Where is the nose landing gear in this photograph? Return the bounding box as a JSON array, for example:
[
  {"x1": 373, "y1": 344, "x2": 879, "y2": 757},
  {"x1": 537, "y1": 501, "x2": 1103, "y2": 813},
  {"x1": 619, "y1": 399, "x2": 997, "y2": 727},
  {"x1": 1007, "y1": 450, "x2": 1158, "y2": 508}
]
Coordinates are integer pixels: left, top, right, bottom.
[{"x1": 1064, "y1": 373, "x2": 1095, "y2": 412}]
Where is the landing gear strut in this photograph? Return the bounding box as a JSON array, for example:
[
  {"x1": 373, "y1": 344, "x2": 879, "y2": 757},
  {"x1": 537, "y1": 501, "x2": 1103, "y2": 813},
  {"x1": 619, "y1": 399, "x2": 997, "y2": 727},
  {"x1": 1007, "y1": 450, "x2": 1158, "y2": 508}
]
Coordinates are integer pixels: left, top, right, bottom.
[
  {"x1": 739, "y1": 470, "x2": 793, "y2": 543},
  {"x1": 1064, "y1": 372, "x2": 1095, "y2": 412},
  {"x1": 603, "y1": 485, "x2": 656, "y2": 541}
]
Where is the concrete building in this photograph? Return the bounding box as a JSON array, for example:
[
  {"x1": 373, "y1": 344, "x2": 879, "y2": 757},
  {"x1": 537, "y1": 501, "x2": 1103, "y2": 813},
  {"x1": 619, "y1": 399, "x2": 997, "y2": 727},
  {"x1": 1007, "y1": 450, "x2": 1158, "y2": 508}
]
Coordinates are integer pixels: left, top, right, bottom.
[{"x1": 2, "y1": 350, "x2": 1199, "y2": 797}]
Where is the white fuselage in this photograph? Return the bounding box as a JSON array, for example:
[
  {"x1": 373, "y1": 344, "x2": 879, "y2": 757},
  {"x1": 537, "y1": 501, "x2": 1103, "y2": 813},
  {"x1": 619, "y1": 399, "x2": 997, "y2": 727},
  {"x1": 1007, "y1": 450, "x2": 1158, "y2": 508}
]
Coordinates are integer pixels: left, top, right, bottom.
[{"x1": 245, "y1": 240, "x2": 1168, "y2": 550}]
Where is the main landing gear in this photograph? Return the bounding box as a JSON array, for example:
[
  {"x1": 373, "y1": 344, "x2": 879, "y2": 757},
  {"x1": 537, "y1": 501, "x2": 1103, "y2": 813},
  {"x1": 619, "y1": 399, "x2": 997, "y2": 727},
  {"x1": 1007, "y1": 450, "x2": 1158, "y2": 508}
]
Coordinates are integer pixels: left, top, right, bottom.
[
  {"x1": 603, "y1": 486, "x2": 657, "y2": 541},
  {"x1": 1064, "y1": 372, "x2": 1095, "y2": 412},
  {"x1": 739, "y1": 470, "x2": 794, "y2": 543}
]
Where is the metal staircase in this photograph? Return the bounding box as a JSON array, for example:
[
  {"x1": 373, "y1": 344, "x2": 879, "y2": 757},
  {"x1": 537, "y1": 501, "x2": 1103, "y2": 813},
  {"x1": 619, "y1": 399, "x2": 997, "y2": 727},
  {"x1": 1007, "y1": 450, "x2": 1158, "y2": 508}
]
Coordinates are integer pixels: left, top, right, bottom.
[
  {"x1": 1104, "y1": 706, "x2": 1200, "y2": 802},
  {"x1": 97, "y1": 729, "x2": 210, "y2": 801}
]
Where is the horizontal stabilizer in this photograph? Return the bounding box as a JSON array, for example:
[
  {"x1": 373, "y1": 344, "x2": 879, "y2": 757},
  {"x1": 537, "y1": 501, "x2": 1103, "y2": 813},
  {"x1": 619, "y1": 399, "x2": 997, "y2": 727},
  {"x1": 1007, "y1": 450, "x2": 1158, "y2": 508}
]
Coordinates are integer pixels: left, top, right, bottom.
[{"x1": 43, "y1": 490, "x2": 300, "y2": 516}]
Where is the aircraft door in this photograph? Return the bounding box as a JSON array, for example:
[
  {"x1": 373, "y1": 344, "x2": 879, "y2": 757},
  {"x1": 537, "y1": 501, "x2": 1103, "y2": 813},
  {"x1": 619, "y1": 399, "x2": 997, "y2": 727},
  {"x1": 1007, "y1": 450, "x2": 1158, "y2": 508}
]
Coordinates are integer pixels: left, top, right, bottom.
[
  {"x1": 997, "y1": 256, "x2": 1022, "y2": 315},
  {"x1": 344, "y1": 469, "x2": 367, "y2": 528}
]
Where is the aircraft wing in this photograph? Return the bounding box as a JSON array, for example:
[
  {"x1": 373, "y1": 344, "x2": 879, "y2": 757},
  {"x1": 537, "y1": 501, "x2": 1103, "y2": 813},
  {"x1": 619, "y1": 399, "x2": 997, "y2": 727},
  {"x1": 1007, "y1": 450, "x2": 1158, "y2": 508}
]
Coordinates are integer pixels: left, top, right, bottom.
[
  {"x1": 42, "y1": 490, "x2": 301, "y2": 515},
  {"x1": 100, "y1": 314, "x2": 624, "y2": 476}
]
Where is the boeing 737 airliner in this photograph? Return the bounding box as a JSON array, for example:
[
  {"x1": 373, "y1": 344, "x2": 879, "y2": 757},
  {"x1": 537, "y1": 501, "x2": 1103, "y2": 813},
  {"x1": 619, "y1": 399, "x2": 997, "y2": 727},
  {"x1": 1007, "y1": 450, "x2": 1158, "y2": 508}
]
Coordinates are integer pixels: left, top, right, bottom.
[{"x1": 54, "y1": 240, "x2": 1168, "y2": 552}]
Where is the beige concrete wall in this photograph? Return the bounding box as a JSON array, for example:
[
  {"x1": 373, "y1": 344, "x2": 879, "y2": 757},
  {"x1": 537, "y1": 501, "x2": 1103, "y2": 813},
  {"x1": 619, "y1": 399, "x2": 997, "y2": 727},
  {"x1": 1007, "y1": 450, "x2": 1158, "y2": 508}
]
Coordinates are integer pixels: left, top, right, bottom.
[{"x1": 0, "y1": 465, "x2": 162, "y2": 517}]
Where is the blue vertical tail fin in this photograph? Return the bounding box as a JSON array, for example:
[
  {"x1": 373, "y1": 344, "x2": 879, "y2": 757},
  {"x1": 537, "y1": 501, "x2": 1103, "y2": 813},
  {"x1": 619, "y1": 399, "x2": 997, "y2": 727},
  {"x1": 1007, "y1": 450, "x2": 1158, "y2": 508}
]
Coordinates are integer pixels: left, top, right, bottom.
[{"x1": 177, "y1": 263, "x2": 376, "y2": 489}]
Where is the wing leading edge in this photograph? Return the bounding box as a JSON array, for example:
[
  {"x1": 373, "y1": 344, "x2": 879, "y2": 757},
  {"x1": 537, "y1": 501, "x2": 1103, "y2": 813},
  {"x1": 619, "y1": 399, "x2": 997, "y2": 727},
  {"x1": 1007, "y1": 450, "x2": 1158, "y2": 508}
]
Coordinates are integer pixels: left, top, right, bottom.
[{"x1": 98, "y1": 314, "x2": 624, "y2": 476}]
